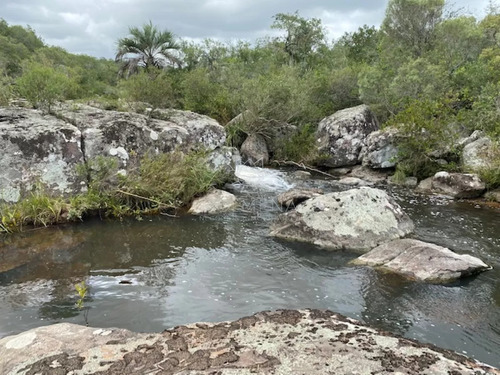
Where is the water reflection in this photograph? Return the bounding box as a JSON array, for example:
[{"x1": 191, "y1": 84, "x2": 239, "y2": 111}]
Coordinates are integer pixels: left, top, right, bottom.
[{"x1": 0, "y1": 175, "x2": 499, "y2": 367}]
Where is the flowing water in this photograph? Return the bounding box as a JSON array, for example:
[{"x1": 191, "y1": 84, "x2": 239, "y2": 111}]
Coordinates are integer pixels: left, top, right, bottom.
[{"x1": 0, "y1": 166, "x2": 499, "y2": 367}]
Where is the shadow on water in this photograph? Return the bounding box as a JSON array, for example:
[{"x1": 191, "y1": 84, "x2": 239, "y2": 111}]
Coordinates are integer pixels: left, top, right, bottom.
[{"x1": 0, "y1": 172, "x2": 499, "y2": 367}]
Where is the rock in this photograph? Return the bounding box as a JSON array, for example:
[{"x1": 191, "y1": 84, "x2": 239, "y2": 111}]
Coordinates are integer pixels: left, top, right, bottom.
[
  {"x1": 1, "y1": 310, "x2": 497, "y2": 375},
  {"x1": 352, "y1": 239, "x2": 492, "y2": 283},
  {"x1": 350, "y1": 165, "x2": 390, "y2": 184},
  {"x1": 462, "y1": 136, "x2": 495, "y2": 170},
  {"x1": 277, "y1": 188, "x2": 323, "y2": 209},
  {"x1": 360, "y1": 127, "x2": 399, "y2": 169},
  {"x1": 55, "y1": 105, "x2": 226, "y2": 166},
  {"x1": 205, "y1": 146, "x2": 241, "y2": 178},
  {"x1": 266, "y1": 122, "x2": 297, "y2": 156},
  {"x1": 316, "y1": 104, "x2": 379, "y2": 168},
  {"x1": 270, "y1": 187, "x2": 414, "y2": 252},
  {"x1": 291, "y1": 170, "x2": 311, "y2": 180},
  {"x1": 432, "y1": 171, "x2": 486, "y2": 199},
  {"x1": 240, "y1": 133, "x2": 269, "y2": 166},
  {"x1": 485, "y1": 188, "x2": 500, "y2": 203},
  {"x1": 388, "y1": 176, "x2": 419, "y2": 188},
  {"x1": 338, "y1": 177, "x2": 373, "y2": 186},
  {"x1": 0, "y1": 108, "x2": 85, "y2": 202},
  {"x1": 188, "y1": 189, "x2": 237, "y2": 215},
  {"x1": 458, "y1": 130, "x2": 485, "y2": 148},
  {"x1": 225, "y1": 110, "x2": 257, "y2": 148},
  {"x1": 416, "y1": 177, "x2": 433, "y2": 193},
  {"x1": 328, "y1": 167, "x2": 352, "y2": 176}
]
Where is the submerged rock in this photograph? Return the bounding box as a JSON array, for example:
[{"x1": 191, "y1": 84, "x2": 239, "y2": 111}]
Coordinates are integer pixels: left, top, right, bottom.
[
  {"x1": 432, "y1": 171, "x2": 486, "y2": 199},
  {"x1": 277, "y1": 188, "x2": 323, "y2": 210},
  {"x1": 352, "y1": 239, "x2": 492, "y2": 283},
  {"x1": 188, "y1": 189, "x2": 237, "y2": 215},
  {"x1": 316, "y1": 104, "x2": 379, "y2": 168},
  {"x1": 0, "y1": 309, "x2": 497, "y2": 375},
  {"x1": 270, "y1": 187, "x2": 414, "y2": 252}
]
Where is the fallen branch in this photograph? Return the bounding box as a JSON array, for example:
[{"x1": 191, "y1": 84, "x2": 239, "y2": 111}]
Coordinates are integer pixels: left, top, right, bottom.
[{"x1": 271, "y1": 160, "x2": 335, "y2": 178}]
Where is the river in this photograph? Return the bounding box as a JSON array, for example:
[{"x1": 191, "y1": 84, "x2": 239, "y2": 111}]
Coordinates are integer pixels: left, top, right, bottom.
[{"x1": 0, "y1": 166, "x2": 499, "y2": 367}]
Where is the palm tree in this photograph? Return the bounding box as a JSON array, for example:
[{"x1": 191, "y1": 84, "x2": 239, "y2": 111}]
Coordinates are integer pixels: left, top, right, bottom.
[{"x1": 115, "y1": 21, "x2": 180, "y2": 77}]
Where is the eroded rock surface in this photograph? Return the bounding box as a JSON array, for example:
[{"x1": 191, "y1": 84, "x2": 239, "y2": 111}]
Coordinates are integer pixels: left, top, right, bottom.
[
  {"x1": 188, "y1": 189, "x2": 237, "y2": 215},
  {"x1": 432, "y1": 171, "x2": 486, "y2": 199},
  {"x1": 270, "y1": 187, "x2": 414, "y2": 252},
  {"x1": 352, "y1": 239, "x2": 492, "y2": 283},
  {"x1": 316, "y1": 104, "x2": 379, "y2": 168},
  {"x1": 0, "y1": 108, "x2": 85, "y2": 202},
  {"x1": 360, "y1": 126, "x2": 399, "y2": 169},
  {"x1": 0, "y1": 309, "x2": 497, "y2": 375}
]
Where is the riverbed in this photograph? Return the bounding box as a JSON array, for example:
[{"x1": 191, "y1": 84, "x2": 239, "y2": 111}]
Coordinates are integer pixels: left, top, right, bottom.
[{"x1": 0, "y1": 167, "x2": 498, "y2": 367}]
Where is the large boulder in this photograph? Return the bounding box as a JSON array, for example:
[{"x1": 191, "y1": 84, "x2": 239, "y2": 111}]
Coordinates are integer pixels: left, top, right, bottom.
[
  {"x1": 55, "y1": 105, "x2": 226, "y2": 166},
  {"x1": 188, "y1": 189, "x2": 237, "y2": 215},
  {"x1": 240, "y1": 133, "x2": 269, "y2": 166},
  {"x1": 360, "y1": 127, "x2": 399, "y2": 169},
  {"x1": 270, "y1": 187, "x2": 414, "y2": 252},
  {"x1": 316, "y1": 104, "x2": 379, "y2": 168},
  {"x1": 431, "y1": 171, "x2": 486, "y2": 199},
  {"x1": 0, "y1": 108, "x2": 85, "y2": 202},
  {"x1": 0, "y1": 310, "x2": 497, "y2": 375},
  {"x1": 462, "y1": 136, "x2": 495, "y2": 170},
  {"x1": 352, "y1": 239, "x2": 492, "y2": 283}
]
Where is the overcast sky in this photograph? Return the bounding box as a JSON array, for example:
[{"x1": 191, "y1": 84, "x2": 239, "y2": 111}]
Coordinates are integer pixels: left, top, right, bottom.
[{"x1": 0, "y1": 0, "x2": 491, "y2": 59}]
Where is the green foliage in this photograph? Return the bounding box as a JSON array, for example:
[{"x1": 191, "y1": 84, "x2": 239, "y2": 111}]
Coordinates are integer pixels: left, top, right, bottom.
[
  {"x1": 118, "y1": 71, "x2": 175, "y2": 112},
  {"x1": 75, "y1": 281, "x2": 88, "y2": 310},
  {"x1": 386, "y1": 98, "x2": 460, "y2": 179},
  {"x1": 273, "y1": 124, "x2": 317, "y2": 163},
  {"x1": 15, "y1": 62, "x2": 77, "y2": 111},
  {"x1": 271, "y1": 12, "x2": 325, "y2": 65},
  {"x1": 120, "y1": 150, "x2": 224, "y2": 209}
]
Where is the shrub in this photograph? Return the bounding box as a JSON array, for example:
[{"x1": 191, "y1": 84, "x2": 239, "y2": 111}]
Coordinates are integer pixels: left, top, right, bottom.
[{"x1": 15, "y1": 62, "x2": 77, "y2": 112}]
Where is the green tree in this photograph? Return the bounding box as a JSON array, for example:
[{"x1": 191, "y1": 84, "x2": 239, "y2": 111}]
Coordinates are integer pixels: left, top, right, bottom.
[
  {"x1": 116, "y1": 21, "x2": 180, "y2": 77},
  {"x1": 271, "y1": 12, "x2": 325, "y2": 65},
  {"x1": 16, "y1": 62, "x2": 76, "y2": 112},
  {"x1": 382, "y1": 0, "x2": 445, "y2": 58}
]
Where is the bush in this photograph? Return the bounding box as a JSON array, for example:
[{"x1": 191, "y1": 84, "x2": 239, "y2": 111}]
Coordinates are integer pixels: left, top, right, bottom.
[
  {"x1": 386, "y1": 98, "x2": 460, "y2": 179},
  {"x1": 15, "y1": 62, "x2": 77, "y2": 112}
]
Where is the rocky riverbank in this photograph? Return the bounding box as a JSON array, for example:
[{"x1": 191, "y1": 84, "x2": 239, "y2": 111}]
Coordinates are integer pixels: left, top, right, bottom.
[{"x1": 1, "y1": 309, "x2": 498, "y2": 375}]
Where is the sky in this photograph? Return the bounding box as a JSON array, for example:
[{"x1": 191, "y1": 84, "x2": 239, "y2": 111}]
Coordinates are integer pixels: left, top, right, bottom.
[{"x1": 0, "y1": 0, "x2": 492, "y2": 59}]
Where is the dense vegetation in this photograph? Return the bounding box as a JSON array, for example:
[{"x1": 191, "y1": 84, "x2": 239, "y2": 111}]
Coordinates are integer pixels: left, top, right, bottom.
[{"x1": 1, "y1": 0, "x2": 500, "y2": 199}]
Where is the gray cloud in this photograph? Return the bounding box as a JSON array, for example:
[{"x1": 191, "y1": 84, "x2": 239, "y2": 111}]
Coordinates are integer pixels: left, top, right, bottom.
[{"x1": 0, "y1": 0, "x2": 491, "y2": 58}]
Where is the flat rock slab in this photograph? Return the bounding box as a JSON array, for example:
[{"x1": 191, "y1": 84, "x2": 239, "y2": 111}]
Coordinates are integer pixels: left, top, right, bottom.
[
  {"x1": 277, "y1": 188, "x2": 323, "y2": 209},
  {"x1": 188, "y1": 189, "x2": 237, "y2": 215},
  {"x1": 352, "y1": 239, "x2": 492, "y2": 283},
  {"x1": 270, "y1": 187, "x2": 414, "y2": 252},
  {"x1": 0, "y1": 309, "x2": 497, "y2": 375}
]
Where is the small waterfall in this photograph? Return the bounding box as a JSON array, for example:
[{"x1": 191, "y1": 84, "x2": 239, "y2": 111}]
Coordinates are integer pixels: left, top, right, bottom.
[{"x1": 235, "y1": 165, "x2": 293, "y2": 191}]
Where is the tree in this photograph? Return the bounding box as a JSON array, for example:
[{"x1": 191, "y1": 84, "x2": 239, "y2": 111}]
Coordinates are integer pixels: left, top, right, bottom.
[
  {"x1": 271, "y1": 12, "x2": 325, "y2": 65},
  {"x1": 115, "y1": 21, "x2": 180, "y2": 77},
  {"x1": 382, "y1": 0, "x2": 445, "y2": 58}
]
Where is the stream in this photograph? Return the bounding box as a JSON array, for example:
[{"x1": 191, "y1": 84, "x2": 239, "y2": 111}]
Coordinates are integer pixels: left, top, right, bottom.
[{"x1": 0, "y1": 166, "x2": 499, "y2": 367}]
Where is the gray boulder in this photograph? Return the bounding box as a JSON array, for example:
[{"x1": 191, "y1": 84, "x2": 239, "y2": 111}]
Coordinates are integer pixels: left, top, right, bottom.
[
  {"x1": 55, "y1": 105, "x2": 226, "y2": 167},
  {"x1": 485, "y1": 188, "x2": 500, "y2": 203},
  {"x1": 240, "y1": 133, "x2": 269, "y2": 166},
  {"x1": 432, "y1": 171, "x2": 485, "y2": 199},
  {"x1": 360, "y1": 127, "x2": 399, "y2": 169},
  {"x1": 188, "y1": 189, "x2": 237, "y2": 215},
  {"x1": 270, "y1": 187, "x2": 414, "y2": 252},
  {"x1": 462, "y1": 136, "x2": 494, "y2": 170},
  {"x1": 316, "y1": 104, "x2": 379, "y2": 168},
  {"x1": 2, "y1": 310, "x2": 498, "y2": 375},
  {"x1": 0, "y1": 108, "x2": 85, "y2": 202},
  {"x1": 352, "y1": 239, "x2": 492, "y2": 283},
  {"x1": 277, "y1": 188, "x2": 323, "y2": 210}
]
